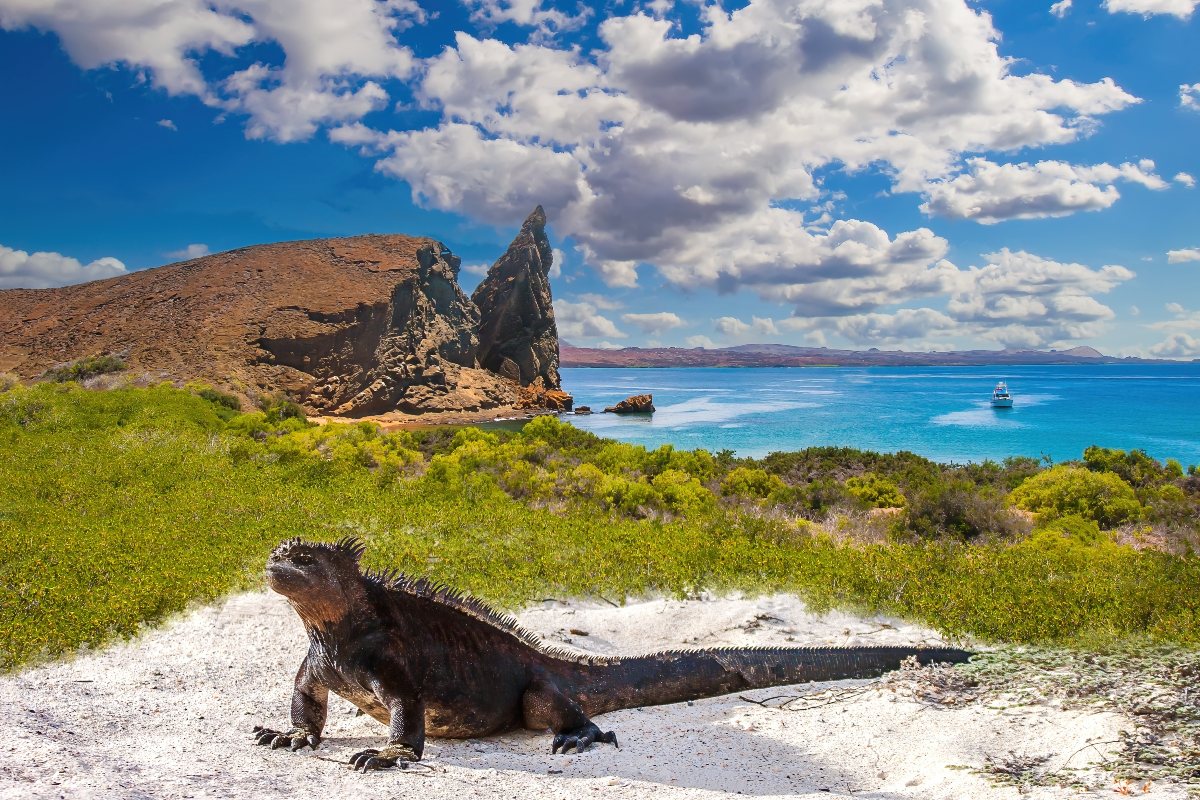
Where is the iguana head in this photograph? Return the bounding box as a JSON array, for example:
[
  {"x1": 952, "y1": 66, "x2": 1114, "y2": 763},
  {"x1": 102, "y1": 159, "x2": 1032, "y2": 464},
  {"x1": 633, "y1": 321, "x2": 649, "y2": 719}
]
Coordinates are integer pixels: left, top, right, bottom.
[{"x1": 266, "y1": 537, "x2": 368, "y2": 628}]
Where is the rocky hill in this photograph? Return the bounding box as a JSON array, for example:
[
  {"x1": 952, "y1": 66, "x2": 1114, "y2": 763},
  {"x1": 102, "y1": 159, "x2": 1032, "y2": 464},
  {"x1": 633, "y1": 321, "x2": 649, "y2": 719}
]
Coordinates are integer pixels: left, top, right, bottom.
[{"x1": 0, "y1": 211, "x2": 565, "y2": 415}]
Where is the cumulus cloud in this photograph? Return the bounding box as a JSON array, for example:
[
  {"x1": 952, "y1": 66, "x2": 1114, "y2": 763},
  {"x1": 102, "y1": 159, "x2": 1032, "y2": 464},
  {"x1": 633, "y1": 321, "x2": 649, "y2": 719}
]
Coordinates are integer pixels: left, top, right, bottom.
[
  {"x1": 1106, "y1": 0, "x2": 1199, "y2": 18},
  {"x1": 157, "y1": 118, "x2": 177, "y2": 131},
  {"x1": 1149, "y1": 333, "x2": 1200, "y2": 358},
  {"x1": 1176, "y1": 172, "x2": 1197, "y2": 188},
  {"x1": 621, "y1": 311, "x2": 684, "y2": 334},
  {"x1": 0, "y1": 0, "x2": 421, "y2": 142},
  {"x1": 166, "y1": 243, "x2": 210, "y2": 260},
  {"x1": 1182, "y1": 83, "x2": 1200, "y2": 111},
  {"x1": 941, "y1": 249, "x2": 1133, "y2": 346},
  {"x1": 554, "y1": 298, "x2": 627, "y2": 341},
  {"x1": 715, "y1": 316, "x2": 750, "y2": 336},
  {"x1": 1050, "y1": 0, "x2": 1073, "y2": 16},
  {"x1": 1167, "y1": 248, "x2": 1200, "y2": 263},
  {"x1": 365, "y1": 0, "x2": 1138, "y2": 298},
  {"x1": 685, "y1": 334, "x2": 716, "y2": 348},
  {"x1": 375, "y1": 123, "x2": 582, "y2": 226},
  {"x1": 460, "y1": 0, "x2": 591, "y2": 40},
  {"x1": 714, "y1": 315, "x2": 779, "y2": 338},
  {"x1": 0, "y1": 243, "x2": 127, "y2": 289},
  {"x1": 921, "y1": 158, "x2": 1167, "y2": 223},
  {"x1": 767, "y1": 249, "x2": 1135, "y2": 349}
]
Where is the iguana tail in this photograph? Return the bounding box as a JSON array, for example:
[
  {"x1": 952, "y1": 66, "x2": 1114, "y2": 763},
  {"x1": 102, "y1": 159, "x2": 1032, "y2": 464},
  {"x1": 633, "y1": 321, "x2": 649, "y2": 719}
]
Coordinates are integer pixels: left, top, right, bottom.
[{"x1": 574, "y1": 645, "x2": 970, "y2": 716}]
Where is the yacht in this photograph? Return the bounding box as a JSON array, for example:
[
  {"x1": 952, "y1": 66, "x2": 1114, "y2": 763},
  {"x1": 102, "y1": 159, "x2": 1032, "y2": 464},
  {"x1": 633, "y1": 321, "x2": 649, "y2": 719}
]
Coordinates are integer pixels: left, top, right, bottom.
[{"x1": 991, "y1": 380, "x2": 1013, "y2": 408}]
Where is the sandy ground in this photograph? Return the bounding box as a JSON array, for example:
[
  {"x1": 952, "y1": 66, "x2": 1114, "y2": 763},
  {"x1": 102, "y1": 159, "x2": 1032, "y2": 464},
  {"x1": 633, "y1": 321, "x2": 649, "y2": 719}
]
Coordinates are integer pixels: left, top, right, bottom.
[{"x1": 0, "y1": 592, "x2": 1181, "y2": 800}]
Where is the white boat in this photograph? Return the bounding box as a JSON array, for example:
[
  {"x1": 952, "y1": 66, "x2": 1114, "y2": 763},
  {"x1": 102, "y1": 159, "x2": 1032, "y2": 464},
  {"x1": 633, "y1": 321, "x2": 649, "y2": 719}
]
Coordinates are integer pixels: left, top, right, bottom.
[{"x1": 991, "y1": 381, "x2": 1013, "y2": 408}]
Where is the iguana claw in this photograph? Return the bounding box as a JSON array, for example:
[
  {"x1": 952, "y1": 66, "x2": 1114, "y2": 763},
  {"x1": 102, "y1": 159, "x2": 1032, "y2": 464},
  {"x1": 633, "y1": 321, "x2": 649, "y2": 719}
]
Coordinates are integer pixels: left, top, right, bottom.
[
  {"x1": 252, "y1": 725, "x2": 320, "y2": 751},
  {"x1": 551, "y1": 722, "x2": 618, "y2": 754},
  {"x1": 349, "y1": 745, "x2": 417, "y2": 773}
]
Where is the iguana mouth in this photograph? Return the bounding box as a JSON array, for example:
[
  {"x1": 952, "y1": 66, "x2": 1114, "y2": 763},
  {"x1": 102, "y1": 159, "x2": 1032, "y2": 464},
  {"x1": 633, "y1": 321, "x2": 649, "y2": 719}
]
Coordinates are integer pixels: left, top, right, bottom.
[{"x1": 264, "y1": 560, "x2": 305, "y2": 593}]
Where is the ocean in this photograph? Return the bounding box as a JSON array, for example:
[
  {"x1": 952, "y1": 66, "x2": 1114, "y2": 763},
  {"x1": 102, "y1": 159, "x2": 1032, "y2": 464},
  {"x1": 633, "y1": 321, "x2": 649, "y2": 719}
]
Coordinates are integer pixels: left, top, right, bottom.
[{"x1": 558, "y1": 364, "x2": 1200, "y2": 466}]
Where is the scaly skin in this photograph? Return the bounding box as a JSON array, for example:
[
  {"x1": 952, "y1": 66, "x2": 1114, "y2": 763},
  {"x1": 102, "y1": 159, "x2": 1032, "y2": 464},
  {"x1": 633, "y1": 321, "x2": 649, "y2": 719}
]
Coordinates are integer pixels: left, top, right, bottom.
[{"x1": 253, "y1": 537, "x2": 971, "y2": 772}]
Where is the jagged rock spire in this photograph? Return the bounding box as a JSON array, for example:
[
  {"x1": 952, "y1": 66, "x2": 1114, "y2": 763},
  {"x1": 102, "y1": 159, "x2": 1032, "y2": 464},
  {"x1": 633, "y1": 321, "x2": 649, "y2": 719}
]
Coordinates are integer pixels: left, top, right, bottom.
[{"x1": 471, "y1": 205, "x2": 561, "y2": 388}]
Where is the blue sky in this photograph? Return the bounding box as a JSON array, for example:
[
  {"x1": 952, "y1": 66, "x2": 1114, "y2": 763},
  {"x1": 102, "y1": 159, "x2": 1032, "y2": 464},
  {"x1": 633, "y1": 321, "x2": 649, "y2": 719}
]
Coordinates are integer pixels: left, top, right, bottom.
[{"x1": 1, "y1": 0, "x2": 1198, "y2": 357}]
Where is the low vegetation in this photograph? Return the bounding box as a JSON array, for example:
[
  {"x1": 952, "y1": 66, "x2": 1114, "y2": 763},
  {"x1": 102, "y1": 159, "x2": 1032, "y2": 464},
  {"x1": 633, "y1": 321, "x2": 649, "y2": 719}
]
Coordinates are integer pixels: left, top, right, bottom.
[
  {"x1": 1, "y1": 381, "x2": 1198, "y2": 675},
  {"x1": 41, "y1": 354, "x2": 127, "y2": 383}
]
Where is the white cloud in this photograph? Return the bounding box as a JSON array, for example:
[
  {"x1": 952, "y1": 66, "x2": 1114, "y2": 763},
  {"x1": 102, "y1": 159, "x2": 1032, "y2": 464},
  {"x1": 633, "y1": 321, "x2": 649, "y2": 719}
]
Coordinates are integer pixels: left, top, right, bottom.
[
  {"x1": 685, "y1": 334, "x2": 716, "y2": 348},
  {"x1": 0, "y1": 243, "x2": 127, "y2": 289},
  {"x1": 776, "y1": 249, "x2": 1136, "y2": 349},
  {"x1": 166, "y1": 243, "x2": 210, "y2": 260},
  {"x1": 549, "y1": 247, "x2": 564, "y2": 279},
  {"x1": 941, "y1": 249, "x2": 1133, "y2": 346},
  {"x1": 573, "y1": 293, "x2": 623, "y2": 311},
  {"x1": 1182, "y1": 83, "x2": 1200, "y2": 110},
  {"x1": 621, "y1": 311, "x2": 685, "y2": 334},
  {"x1": 1106, "y1": 0, "x2": 1199, "y2": 18},
  {"x1": 1050, "y1": 0, "x2": 1073, "y2": 16},
  {"x1": 554, "y1": 298, "x2": 627, "y2": 341},
  {"x1": 1165, "y1": 302, "x2": 1186, "y2": 315},
  {"x1": 1167, "y1": 248, "x2": 1200, "y2": 263},
  {"x1": 461, "y1": 262, "x2": 491, "y2": 277},
  {"x1": 921, "y1": 158, "x2": 1167, "y2": 223},
  {"x1": 157, "y1": 118, "x2": 177, "y2": 130},
  {"x1": 360, "y1": 0, "x2": 1137, "y2": 298},
  {"x1": 460, "y1": 0, "x2": 590, "y2": 40},
  {"x1": 714, "y1": 315, "x2": 779, "y2": 338},
  {"x1": 1149, "y1": 333, "x2": 1200, "y2": 358},
  {"x1": 0, "y1": 0, "x2": 422, "y2": 142},
  {"x1": 714, "y1": 316, "x2": 750, "y2": 336},
  {"x1": 375, "y1": 123, "x2": 582, "y2": 226},
  {"x1": 1176, "y1": 172, "x2": 1196, "y2": 188}
]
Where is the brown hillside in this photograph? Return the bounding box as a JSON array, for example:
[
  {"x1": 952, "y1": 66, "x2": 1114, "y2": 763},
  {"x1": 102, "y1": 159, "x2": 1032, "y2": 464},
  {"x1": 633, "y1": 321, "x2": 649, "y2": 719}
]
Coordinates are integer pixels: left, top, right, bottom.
[{"x1": 0, "y1": 235, "x2": 519, "y2": 415}]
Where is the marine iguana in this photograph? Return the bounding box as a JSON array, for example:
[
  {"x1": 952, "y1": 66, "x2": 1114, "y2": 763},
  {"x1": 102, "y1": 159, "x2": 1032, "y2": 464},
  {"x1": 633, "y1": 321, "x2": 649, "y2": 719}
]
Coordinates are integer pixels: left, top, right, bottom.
[{"x1": 253, "y1": 537, "x2": 971, "y2": 772}]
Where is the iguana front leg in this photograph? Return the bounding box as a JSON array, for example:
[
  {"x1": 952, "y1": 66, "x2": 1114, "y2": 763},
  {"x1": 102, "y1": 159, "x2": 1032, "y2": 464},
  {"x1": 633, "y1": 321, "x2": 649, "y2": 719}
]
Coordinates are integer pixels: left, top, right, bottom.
[
  {"x1": 254, "y1": 656, "x2": 328, "y2": 752},
  {"x1": 349, "y1": 694, "x2": 425, "y2": 773}
]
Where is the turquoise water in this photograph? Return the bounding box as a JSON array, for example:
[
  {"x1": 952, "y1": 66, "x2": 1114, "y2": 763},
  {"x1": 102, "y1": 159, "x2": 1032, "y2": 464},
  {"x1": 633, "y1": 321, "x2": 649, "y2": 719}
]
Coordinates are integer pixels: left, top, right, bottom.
[{"x1": 559, "y1": 365, "x2": 1200, "y2": 465}]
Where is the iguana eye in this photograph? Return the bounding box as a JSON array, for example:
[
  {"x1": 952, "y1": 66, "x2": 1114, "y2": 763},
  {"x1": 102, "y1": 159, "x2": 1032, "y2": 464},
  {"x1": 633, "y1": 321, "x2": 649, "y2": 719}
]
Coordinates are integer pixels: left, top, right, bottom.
[{"x1": 292, "y1": 552, "x2": 314, "y2": 566}]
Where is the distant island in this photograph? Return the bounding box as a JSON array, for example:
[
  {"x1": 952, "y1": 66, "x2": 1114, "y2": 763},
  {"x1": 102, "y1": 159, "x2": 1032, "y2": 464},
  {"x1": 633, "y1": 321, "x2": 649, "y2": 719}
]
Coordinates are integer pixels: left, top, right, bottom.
[{"x1": 561, "y1": 342, "x2": 1189, "y2": 368}]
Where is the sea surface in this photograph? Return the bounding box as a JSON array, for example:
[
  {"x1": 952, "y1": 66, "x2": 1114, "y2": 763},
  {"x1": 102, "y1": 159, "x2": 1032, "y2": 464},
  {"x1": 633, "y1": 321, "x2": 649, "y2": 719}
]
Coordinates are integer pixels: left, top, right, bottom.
[{"x1": 558, "y1": 364, "x2": 1200, "y2": 465}]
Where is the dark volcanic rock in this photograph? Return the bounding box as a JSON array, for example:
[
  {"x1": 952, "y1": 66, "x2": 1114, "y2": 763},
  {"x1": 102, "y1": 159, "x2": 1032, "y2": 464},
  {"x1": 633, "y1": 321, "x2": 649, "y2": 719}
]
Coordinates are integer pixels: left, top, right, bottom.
[
  {"x1": 0, "y1": 235, "x2": 518, "y2": 415},
  {"x1": 471, "y1": 206, "x2": 562, "y2": 389},
  {"x1": 604, "y1": 394, "x2": 655, "y2": 414}
]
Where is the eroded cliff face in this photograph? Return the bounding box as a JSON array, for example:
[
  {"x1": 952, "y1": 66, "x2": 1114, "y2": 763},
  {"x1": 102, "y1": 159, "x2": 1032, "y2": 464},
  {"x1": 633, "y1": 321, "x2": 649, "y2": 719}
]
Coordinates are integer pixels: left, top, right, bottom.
[
  {"x1": 471, "y1": 206, "x2": 562, "y2": 389},
  {"x1": 255, "y1": 241, "x2": 507, "y2": 414}
]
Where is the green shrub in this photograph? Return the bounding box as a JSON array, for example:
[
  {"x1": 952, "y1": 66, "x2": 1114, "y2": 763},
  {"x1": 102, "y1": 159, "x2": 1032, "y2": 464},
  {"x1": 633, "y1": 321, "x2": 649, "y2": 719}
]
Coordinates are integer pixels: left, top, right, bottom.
[
  {"x1": 651, "y1": 469, "x2": 716, "y2": 515},
  {"x1": 845, "y1": 473, "x2": 906, "y2": 508},
  {"x1": 1010, "y1": 465, "x2": 1143, "y2": 528},
  {"x1": 197, "y1": 387, "x2": 242, "y2": 413},
  {"x1": 42, "y1": 354, "x2": 127, "y2": 383},
  {"x1": 721, "y1": 467, "x2": 786, "y2": 499},
  {"x1": 259, "y1": 394, "x2": 307, "y2": 424},
  {"x1": 1024, "y1": 514, "x2": 1113, "y2": 550},
  {"x1": 1082, "y1": 446, "x2": 1175, "y2": 489},
  {"x1": 905, "y1": 479, "x2": 1016, "y2": 540}
]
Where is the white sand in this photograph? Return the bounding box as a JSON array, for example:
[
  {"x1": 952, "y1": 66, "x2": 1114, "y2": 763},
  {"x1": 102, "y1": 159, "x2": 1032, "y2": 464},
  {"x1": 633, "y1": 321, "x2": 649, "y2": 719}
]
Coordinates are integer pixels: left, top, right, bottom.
[{"x1": 0, "y1": 591, "x2": 1182, "y2": 800}]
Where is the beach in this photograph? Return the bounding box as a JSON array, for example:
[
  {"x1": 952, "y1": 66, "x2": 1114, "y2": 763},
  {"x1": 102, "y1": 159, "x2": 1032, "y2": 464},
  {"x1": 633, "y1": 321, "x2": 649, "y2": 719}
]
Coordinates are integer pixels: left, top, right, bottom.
[{"x1": 1, "y1": 590, "x2": 1177, "y2": 800}]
